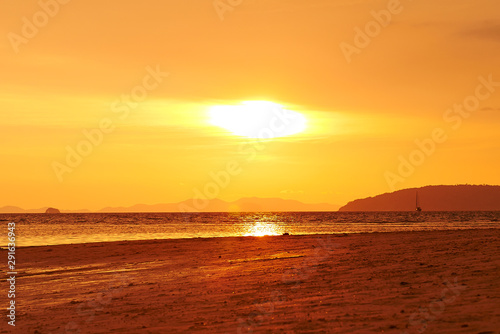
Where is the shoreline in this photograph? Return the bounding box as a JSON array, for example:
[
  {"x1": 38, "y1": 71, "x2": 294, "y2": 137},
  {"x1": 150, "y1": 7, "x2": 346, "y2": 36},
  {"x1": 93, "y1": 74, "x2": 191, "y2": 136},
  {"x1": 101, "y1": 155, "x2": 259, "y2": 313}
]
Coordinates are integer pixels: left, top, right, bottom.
[
  {"x1": 11, "y1": 229, "x2": 500, "y2": 333},
  {"x1": 6, "y1": 227, "x2": 500, "y2": 249}
]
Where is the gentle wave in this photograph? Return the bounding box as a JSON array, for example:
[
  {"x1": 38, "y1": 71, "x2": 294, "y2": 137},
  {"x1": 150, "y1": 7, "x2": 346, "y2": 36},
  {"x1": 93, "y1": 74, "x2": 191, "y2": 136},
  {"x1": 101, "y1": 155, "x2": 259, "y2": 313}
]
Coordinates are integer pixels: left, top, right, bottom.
[{"x1": 1, "y1": 211, "x2": 499, "y2": 247}]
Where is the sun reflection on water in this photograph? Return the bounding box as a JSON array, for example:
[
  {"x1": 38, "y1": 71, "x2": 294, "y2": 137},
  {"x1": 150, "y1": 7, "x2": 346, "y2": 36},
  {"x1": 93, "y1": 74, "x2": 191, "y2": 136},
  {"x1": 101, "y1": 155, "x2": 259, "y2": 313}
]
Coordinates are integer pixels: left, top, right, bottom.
[{"x1": 243, "y1": 221, "x2": 282, "y2": 237}]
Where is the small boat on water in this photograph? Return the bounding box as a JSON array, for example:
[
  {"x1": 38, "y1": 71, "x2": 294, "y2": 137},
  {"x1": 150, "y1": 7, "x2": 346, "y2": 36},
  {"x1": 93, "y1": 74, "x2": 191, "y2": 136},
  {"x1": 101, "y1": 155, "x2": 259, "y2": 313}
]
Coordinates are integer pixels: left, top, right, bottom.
[{"x1": 415, "y1": 191, "x2": 422, "y2": 212}]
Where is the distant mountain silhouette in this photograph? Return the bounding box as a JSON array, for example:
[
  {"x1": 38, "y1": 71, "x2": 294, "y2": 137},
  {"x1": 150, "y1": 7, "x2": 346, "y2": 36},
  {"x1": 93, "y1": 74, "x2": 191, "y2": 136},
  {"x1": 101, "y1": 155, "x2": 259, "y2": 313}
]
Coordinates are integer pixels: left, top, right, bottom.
[
  {"x1": 0, "y1": 206, "x2": 29, "y2": 213},
  {"x1": 99, "y1": 198, "x2": 340, "y2": 213},
  {"x1": 0, "y1": 206, "x2": 51, "y2": 213},
  {"x1": 0, "y1": 198, "x2": 340, "y2": 213},
  {"x1": 339, "y1": 185, "x2": 500, "y2": 211},
  {"x1": 0, "y1": 206, "x2": 90, "y2": 213}
]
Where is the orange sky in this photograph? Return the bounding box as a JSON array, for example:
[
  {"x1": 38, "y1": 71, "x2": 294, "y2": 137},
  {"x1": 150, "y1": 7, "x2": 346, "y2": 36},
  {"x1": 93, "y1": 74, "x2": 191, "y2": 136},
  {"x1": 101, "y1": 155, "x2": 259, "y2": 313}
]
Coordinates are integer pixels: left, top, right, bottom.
[{"x1": 1, "y1": 0, "x2": 499, "y2": 210}]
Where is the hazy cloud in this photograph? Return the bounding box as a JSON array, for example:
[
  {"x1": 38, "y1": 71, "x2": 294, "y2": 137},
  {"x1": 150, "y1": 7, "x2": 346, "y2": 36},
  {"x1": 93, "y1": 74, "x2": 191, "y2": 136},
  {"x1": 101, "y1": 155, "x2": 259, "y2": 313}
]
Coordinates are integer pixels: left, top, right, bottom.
[
  {"x1": 460, "y1": 23, "x2": 500, "y2": 41},
  {"x1": 480, "y1": 107, "x2": 500, "y2": 111}
]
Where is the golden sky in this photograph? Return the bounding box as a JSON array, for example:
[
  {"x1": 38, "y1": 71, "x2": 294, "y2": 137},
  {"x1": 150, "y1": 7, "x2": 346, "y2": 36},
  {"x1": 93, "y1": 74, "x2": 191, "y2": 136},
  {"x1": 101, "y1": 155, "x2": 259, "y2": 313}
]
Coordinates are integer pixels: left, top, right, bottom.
[{"x1": 1, "y1": 0, "x2": 499, "y2": 210}]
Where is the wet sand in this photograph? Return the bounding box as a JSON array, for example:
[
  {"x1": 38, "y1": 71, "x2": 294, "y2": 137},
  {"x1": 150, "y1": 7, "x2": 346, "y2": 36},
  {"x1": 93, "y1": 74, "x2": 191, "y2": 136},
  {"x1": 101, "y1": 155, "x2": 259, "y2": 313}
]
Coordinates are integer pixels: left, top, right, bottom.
[{"x1": 8, "y1": 229, "x2": 500, "y2": 333}]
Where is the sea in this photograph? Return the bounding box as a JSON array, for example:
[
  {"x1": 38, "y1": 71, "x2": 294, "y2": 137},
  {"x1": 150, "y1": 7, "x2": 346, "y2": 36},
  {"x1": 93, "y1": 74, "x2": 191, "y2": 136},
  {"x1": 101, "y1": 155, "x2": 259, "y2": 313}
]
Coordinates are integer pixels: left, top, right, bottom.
[{"x1": 1, "y1": 211, "x2": 500, "y2": 247}]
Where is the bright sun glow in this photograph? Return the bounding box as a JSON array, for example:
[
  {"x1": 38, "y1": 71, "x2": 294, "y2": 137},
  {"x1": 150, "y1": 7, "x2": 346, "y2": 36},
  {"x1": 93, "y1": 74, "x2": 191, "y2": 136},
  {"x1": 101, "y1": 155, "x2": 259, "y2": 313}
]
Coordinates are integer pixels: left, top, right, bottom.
[
  {"x1": 208, "y1": 101, "x2": 307, "y2": 139},
  {"x1": 243, "y1": 222, "x2": 281, "y2": 237}
]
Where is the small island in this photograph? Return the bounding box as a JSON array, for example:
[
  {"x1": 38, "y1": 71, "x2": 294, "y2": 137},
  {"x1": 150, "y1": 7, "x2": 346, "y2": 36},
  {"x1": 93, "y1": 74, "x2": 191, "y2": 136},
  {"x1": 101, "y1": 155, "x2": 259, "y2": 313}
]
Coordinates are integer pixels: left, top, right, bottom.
[{"x1": 45, "y1": 207, "x2": 61, "y2": 214}]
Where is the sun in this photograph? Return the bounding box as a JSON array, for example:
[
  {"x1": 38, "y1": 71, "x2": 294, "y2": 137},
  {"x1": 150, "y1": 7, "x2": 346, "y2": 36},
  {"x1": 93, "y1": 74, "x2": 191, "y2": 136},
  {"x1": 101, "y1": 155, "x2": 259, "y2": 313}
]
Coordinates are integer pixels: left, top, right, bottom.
[
  {"x1": 243, "y1": 222, "x2": 281, "y2": 237},
  {"x1": 208, "y1": 101, "x2": 307, "y2": 139}
]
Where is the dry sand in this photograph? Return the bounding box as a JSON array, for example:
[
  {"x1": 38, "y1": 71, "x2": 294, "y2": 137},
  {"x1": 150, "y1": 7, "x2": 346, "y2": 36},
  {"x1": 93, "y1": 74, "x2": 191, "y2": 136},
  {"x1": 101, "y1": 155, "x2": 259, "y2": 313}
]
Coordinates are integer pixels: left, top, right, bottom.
[{"x1": 5, "y1": 229, "x2": 500, "y2": 333}]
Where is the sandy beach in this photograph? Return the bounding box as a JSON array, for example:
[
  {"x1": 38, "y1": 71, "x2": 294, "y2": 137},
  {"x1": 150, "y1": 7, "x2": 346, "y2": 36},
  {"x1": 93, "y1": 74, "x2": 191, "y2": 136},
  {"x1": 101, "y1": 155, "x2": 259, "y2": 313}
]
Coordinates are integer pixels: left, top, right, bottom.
[{"x1": 7, "y1": 229, "x2": 500, "y2": 333}]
